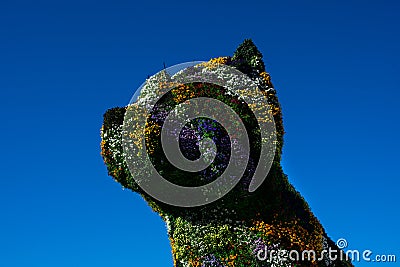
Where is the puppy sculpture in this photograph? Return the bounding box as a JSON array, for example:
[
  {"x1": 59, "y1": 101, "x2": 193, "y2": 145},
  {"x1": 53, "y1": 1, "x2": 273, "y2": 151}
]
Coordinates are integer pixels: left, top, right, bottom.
[{"x1": 100, "y1": 39, "x2": 353, "y2": 267}]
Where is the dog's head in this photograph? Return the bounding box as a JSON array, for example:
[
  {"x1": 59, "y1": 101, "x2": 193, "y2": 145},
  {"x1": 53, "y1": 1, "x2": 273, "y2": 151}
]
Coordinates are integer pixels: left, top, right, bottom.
[{"x1": 100, "y1": 39, "x2": 284, "y2": 221}]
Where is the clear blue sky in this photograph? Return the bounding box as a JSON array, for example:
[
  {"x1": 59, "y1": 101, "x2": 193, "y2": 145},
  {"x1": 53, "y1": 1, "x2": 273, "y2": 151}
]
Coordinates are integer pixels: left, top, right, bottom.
[{"x1": 0, "y1": 1, "x2": 399, "y2": 266}]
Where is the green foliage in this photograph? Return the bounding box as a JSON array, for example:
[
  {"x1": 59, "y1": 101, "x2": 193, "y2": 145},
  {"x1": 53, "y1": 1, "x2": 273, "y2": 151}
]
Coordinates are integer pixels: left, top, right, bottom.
[
  {"x1": 103, "y1": 107, "x2": 126, "y2": 131},
  {"x1": 232, "y1": 39, "x2": 265, "y2": 75}
]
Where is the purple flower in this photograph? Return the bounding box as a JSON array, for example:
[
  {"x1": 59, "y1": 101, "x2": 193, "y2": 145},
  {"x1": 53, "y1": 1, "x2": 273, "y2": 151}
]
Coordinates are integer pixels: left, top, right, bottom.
[{"x1": 201, "y1": 254, "x2": 224, "y2": 267}]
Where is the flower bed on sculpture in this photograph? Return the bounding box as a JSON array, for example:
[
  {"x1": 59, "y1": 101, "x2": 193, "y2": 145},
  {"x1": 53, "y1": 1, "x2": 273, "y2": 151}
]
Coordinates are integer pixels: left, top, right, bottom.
[{"x1": 100, "y1": 40, "x2": 353, "y2": 267}]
